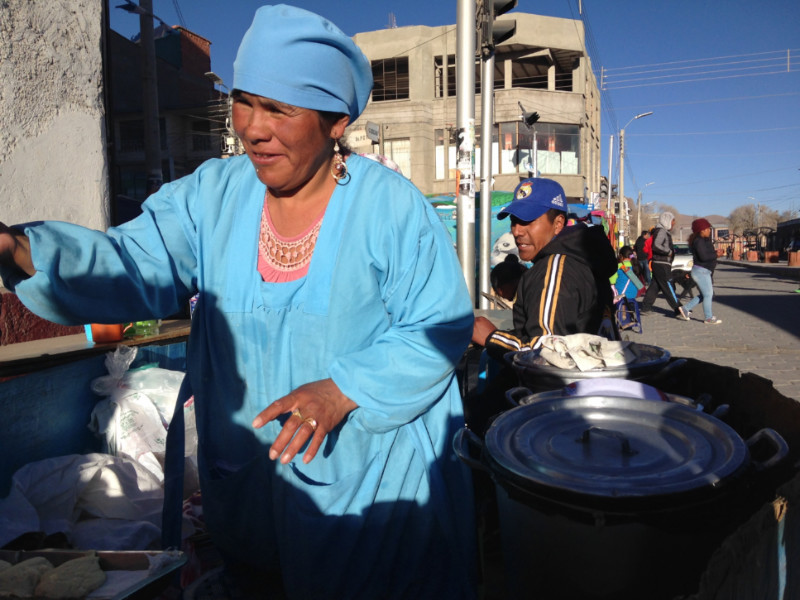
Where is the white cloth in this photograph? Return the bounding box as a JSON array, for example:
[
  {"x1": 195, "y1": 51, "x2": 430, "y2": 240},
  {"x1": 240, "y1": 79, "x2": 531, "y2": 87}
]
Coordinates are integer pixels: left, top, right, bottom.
[
  {"x1": 0, "y1": 454, "x2": 164, "y2": 550},
  {"x1": 539, "y1": 333, "x2": 636, "y2": 371}
]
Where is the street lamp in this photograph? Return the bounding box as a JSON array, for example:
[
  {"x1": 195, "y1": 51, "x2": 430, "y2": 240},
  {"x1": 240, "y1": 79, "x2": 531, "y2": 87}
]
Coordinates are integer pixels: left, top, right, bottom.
[
  {"x1": 618, "y1": 111, "x2": 653, "y2": 247},
  {"x1": 637, "y1": 181, "x2": 655, "y2": 238},
  {"x1": 204, "y1": 71, "x2": 227, "y2": 90}
]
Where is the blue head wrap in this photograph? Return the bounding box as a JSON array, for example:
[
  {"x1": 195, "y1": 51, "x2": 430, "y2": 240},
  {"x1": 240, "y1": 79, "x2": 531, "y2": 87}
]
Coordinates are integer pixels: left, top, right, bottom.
[{"x1": 233, "y1": 5, "x2": 373, "y2": 122}]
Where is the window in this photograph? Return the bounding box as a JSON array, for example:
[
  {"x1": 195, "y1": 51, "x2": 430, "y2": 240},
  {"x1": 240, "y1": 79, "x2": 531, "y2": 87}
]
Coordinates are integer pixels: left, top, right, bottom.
[
  {"x1": 535, "y1": 123, "x2": 580, "y2": 175},
  {"x1": 118, "y1": 120, "x2": 144, "y2": 153},
  {"x1": 191, "y1": 120, "x2": 212, "y2": 152},
  {"x1": 435, "y1": 122, "x2": 580, "y2": 180},
  {"x1": 434, "y1": 55, "x2": 456, "y2": 98},
  {"x1": 384, "y1": 138, "x2": 411, "y2": 178},
  {"x1": 435, "y1": 129, "x2": 446, "y2": 179},
  {"x1": 117, "y1": 119, "x2": 167, "y2": 153},
  {"x1": 371, "y1": 58, "x2": 409, "y2": 101},
  {"x1": 493, "y1": 122, "x2": 581, "y2": 175}
]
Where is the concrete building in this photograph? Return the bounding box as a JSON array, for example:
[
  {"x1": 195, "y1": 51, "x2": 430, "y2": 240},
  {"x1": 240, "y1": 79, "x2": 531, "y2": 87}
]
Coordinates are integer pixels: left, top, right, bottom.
[
  {"x1": 348, "y1": 12, "x2": 601, "y2": 202},
  {"x1": 107, "y1": 23, "x2": 227, "y2": 223}
]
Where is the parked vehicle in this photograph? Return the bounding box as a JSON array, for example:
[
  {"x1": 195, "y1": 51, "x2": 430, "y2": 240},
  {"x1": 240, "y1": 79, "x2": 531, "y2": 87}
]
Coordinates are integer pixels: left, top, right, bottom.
[{"x1": 671, "y1": 242, "x2": 696, "y2": 299}]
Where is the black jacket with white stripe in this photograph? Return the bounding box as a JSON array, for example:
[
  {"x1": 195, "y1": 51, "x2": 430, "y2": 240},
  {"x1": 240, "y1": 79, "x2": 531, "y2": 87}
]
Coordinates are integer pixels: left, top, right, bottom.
[{"x1": 485, "y1": 223, "x2": 617, "y2": 360}]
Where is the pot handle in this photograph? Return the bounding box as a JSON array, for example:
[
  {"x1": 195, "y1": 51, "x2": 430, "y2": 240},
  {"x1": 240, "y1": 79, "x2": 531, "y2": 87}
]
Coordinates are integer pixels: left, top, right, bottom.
[
  {"x1": 745, "y1": 428, "x2": 789, "y2": 472},
  {"x1": 505, "y1": 386, "x2": 533, "y2": 407},
  {"x1": 646, "y1": 357, "x2": 688, "y2": 385},
  {"x1": 453, "y1": 428, "x2": 489, "y2": 472},
  {"x1": 578, "y1": 426, "x2": 638, "y2": 456}
]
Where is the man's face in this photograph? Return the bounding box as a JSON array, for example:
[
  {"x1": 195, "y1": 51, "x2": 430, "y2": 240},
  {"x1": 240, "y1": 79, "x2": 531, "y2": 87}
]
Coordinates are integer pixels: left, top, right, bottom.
[{"x1": 510, "y1": 213, "x2": 565, "y2": 262}]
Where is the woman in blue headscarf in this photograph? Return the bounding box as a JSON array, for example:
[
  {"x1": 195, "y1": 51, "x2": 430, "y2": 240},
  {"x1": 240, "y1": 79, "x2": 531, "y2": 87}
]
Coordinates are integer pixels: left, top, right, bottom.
[{"x1": 0, "y1": 5, "x2": 476, "y2": 598}]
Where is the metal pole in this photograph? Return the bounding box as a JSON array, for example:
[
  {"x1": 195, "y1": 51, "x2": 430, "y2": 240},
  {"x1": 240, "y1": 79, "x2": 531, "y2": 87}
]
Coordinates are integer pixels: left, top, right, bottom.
[
  {"x1": 456, "y1": 0, "x2": 476, "y2": 304},
  {"x1": 478, "y1": 48, "x2": 494, "y2": 309},
  {"x1": 637, "y1": 190, "x2": 642, "y2": 240},
  {"x1": 139, "y1": 0, "x2": 163, "y2": 195},
  {"x1": 618, "y1": 128, "x2": 626, "y2": 248},
  {"x1": 607, "y1": 134, "x2": 614, "y2": 241}
]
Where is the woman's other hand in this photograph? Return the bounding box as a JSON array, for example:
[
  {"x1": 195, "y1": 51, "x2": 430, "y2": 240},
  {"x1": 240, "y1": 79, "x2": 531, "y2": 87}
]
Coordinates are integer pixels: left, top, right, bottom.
[
  {"x1": 252, "y1": 378, "x2": 357, "y2": 465},
  {"x1": 472, "y1": 315, "x2": 497, "y2": 346},
  {"x1": 0, "y1": 222, "x2": 35, "y2": 276}
]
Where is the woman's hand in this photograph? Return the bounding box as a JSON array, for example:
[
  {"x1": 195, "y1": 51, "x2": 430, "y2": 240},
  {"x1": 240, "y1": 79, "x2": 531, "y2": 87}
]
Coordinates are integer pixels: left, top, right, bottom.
[
  {"x1": 0, "y1": 222, "x2": 35, "y2": 277},
  {"x1": 472, "y1": 315, "x2": 498, "y2": 346},
  {"x1": 252, "y1": 378, "x2": 357, "y2": 465}
]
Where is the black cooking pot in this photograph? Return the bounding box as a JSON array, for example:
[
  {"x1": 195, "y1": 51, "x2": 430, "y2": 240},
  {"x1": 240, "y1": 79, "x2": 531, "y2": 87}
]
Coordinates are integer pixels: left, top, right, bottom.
[
  {"x1": 454, "y1": 395, "x2": 788, "y2": 600},
  {"x1": 509, "y1": 342, "x2": 674, "y2": 393}
]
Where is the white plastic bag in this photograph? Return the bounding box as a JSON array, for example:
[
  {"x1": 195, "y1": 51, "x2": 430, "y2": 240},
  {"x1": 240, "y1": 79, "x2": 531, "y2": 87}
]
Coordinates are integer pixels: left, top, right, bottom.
[{"x1": 89, "y1": 346, "x2": 197, "y2": 490}]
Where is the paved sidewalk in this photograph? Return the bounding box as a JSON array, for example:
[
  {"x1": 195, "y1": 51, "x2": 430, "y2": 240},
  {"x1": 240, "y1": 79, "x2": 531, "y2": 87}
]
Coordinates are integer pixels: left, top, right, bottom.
[{"x1": 630, "y1": 260, "x2": 800, "y2": 401}]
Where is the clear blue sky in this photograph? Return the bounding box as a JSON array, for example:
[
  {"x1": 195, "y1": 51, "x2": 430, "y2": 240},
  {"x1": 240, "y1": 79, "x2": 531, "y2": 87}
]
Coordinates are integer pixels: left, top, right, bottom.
[{"x1": 110, "y1": 0, "x2": 800, "y2": 220}]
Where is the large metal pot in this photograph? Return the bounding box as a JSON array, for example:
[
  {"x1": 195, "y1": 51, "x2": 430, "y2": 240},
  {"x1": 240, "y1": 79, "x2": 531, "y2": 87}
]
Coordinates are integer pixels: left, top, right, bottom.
[
  {"x1": 509, "y1": 342, "x2": 673, "y2": 393},
  {"x1": 454, "y1": 395, "x2": 788, "y2": 600}
]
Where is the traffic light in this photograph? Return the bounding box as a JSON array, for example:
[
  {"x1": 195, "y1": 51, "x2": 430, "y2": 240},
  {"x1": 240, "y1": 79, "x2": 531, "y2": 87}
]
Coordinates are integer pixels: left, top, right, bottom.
[
  {"x1": 518, "y1": 101, "x2": 539, "y2": 129},
  {"x1": 480, "y1": 0, "x2": 517, "y2": 56},
  {"x1": 599, "y1": 177, "x2": 608, "y2": 200}
]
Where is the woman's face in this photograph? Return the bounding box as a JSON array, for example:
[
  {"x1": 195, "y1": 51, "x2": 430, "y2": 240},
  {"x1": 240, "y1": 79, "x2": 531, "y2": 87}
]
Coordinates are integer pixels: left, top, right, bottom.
[
  {"x1": 232, "y1": 91, "x2": 349, "y2": 194},
  {"x1": 700, "y1": 227, "x2": 712, "y2": 238}
]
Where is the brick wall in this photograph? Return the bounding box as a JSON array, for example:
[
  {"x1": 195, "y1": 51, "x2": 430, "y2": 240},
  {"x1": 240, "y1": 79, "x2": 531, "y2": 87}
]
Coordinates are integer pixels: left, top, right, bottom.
[{"x1": 0, "y1": 291, "x2": 82, "y2": 346}]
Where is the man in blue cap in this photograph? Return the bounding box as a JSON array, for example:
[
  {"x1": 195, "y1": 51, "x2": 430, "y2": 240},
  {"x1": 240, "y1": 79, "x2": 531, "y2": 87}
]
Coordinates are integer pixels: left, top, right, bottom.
[{"x1": 473, "y1": 177, "x2": 618, "y2": 356}]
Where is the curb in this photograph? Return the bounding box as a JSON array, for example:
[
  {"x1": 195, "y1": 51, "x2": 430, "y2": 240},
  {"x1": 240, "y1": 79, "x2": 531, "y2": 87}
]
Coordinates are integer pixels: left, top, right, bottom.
[{"x1": 718, "y1": 259, "x2": 800, "y2": 281}]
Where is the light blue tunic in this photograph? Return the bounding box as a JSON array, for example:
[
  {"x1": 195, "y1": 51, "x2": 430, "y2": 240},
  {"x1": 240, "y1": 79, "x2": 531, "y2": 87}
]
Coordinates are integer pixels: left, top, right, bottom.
[{"x1": 7, "y1": 154, "x2": 477, "y2": 598}]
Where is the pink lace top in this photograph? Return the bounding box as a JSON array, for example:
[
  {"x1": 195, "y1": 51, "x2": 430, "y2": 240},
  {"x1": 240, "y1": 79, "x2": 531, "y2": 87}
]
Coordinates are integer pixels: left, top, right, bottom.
[{"x1": 257, "y1": 196, "x2": 324, "y2": 283}]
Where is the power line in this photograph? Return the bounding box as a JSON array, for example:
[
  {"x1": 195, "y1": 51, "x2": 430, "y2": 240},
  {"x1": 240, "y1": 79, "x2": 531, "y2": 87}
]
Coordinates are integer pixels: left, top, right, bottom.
[
  {"x1": 629, "y1": 125, "x2": 800, "y2": 137},
  {"x1": 649, "y1": 172, "x2": 800, "y2": 190},
  {"x1": 611, "y1": 91, "x2": 800, "y2": 111},
  {"x1": 171, "y1": 0, "x2": 186, "y2": 28},
  {"x1": 598, "y1": 49, "x2": 797, "y2": 90},
  {"x1": 606, "y1": 68, "x2": 797, "y2": 91},
  {"x1": 609, "y1": 61, "x2": 792, "y2": 87},
  {"x1": 636, "y1": 150, "x2": 798, "y2": 158},
  {"x1": 600, "y1": 48, "x2": 799, "y2": 74}
]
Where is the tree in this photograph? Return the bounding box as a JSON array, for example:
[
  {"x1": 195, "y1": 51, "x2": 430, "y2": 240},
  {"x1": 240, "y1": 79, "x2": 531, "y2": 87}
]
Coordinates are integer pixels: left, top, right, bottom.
[
  {"x1": 655, "y1": 203, "x2": 681, "y2": 218},
  {"x1": 729, "y1": 203, "x2": 780, "y2": 234},
  {"x1": 728, "y1": 204, "x2": 756, "y2": 235}
]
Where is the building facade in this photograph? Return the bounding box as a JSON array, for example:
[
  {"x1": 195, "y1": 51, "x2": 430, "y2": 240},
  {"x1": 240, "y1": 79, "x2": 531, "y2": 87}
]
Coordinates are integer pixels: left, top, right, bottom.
[
  {"x1": 348, "y1": 12, "x2": 601, "y2": 202},
  {"x1": 107, "y1": 24, "x2": 227, "y2": 223}
]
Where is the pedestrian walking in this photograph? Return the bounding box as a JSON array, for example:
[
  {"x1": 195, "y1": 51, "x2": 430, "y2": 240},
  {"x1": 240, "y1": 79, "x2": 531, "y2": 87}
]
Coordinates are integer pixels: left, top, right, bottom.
[
  {"x1": 634, "y1": 230, "x2": 652, "y2": 285},
  {"x1": 683, "y1": 218, "x2": 722, "y2": 324},
  {"x1": 639, "y1": 212, "x2": 690, "y2": 320}
]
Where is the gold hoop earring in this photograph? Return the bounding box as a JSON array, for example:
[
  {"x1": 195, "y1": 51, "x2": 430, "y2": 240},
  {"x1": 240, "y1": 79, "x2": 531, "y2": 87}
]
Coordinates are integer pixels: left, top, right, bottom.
[{"x1": 331, "y1": 140, "x2": 348, "y2": 183}]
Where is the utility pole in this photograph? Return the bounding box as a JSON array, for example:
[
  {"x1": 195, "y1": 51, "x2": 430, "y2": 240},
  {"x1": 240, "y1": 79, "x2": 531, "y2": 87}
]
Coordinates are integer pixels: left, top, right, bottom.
[
  {"x1": 637, "y1": 181, "x2": 654, "y2": 238},
  {"x1": 607, "y1": 134, "x2": 614, "y2": 243},
  {"x1": 139, "y1": 0, "x2": 163, "y2": 195},
  {"x1": 477, "y1": 0, "x2": 516, "y2": 308},
  {"x1": 618, "y1": 112, "x2": 653, "y2": 248},
  {"x1": 456, "y1": 0, "x2": 476, "y2": 303}
]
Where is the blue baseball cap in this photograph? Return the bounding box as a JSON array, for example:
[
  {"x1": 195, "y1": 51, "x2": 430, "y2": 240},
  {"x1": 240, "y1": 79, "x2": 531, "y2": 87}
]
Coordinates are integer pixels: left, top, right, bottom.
[
  {"x1": 498, "y1": 178, "x2": 567, "y2": 222},
  {"x1": 233, "y1": 5, "x2": 373, "y2": 122}
]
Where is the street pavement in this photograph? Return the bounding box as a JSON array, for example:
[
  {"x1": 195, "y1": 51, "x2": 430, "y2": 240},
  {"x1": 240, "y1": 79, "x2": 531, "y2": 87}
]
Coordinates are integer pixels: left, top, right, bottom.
[{"x1": 630, "y1": 259, "x2": 800, "y2": 401}]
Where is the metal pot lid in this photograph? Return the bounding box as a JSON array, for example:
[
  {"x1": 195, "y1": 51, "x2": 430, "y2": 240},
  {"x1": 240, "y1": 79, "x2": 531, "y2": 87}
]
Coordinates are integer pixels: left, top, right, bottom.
[{"x1": 484, "y1": 396, "x2": 749, "y2": 500}]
